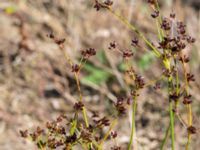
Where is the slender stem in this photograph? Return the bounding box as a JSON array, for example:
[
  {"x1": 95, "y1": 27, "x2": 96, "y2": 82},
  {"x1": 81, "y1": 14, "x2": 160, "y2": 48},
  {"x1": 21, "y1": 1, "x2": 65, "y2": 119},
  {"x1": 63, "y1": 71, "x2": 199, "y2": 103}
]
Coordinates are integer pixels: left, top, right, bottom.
[
  {"x1": 74, "y1": 73, "x2": 89, "y2": 127},
  {"x1": 128, "y1": 96, "x2": 137, "y2": 150},
  {"x1": 160, "y1": 123, "x2": 170, "y2": 150},
  {"x1": 106, "y1": 7, "x2": 161, "y2": 57},
  {"x1": 182, "y1": 63, "x2": 193, "y2": 150},
  {"x1": 169, "y1": 99, "x2": 175, "y2": 150},
  {"x1": 168, "y1": 74, "x2": 175, "y2": 150},
  {"x1": 100, "y1": 119, "x2": 117, "y2": 146}
]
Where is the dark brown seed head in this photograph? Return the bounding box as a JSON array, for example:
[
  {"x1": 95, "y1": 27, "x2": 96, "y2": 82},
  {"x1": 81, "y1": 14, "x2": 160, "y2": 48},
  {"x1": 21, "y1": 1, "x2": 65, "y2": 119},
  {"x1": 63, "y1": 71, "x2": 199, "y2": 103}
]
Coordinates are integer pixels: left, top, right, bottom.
[
  {"x1": 71, "y1": 64, "x2": 80, "y2": 73},
  {"x1": 94, "y1": 0, "x2": 102, "y2": 11},
  {"x1": 81, "y1": 48, "x2": 96, "y2": 58},
  {"x1": 104, "y1": 0, "x2": 113, "y2": 6},
  {"x1": 170, "y1": 12, "x2": 176, "y2": 19},
  {"x1": 74, "y1": 101, "x2": 84, "y2": 111},
  {"x1": 187, "y1": 126, "x2": 197, "y2": 134},
  {"x1": 54, "y1": 38, "x2": 65, "y2": 45},
  {"x1": 177, "y1": 21, "x2": 186, "y2": 35},
  {"x1": 109, "y1": 41, "x2": 117, "y2": 49},
  {"x1": 135, "y1": 75, "x2": 145, "y2": 89},
  {"x1": 183, "y1": 94, "x2": 192, "y2": 105},
  {"x1": 179, "y1": 55, "x2": 190, "y2": 63},
  {"x1": 147, "y1": 0, "x2": 156, "y2": 5},
  {"x1": 48, "y1": 32, "x2": 55, "y2": 39},
  {"x1": 111, "y1": 131, "x2": 118, "y2": 139},
  {"x1": 161, "y1": 18, "x2": 171, "y2": 30},
  {"x1": 131, "y1": 38, "x2": 139, "y2": 47},
  {"x1": 151, "y1": 10, "x2": 159, "y2": 18},
  {"x1": 186, "y1": 36, "x2": 196, "y2": 44},
  {"x1": 122, "y1": 50, "x2": 134, "y2": 59},
  {"x1": 19, "y1": 130, "x2": 28, "y2": 138},
  {"x1": 187, "y1": 73, "x2": 195, "y2": 82}
]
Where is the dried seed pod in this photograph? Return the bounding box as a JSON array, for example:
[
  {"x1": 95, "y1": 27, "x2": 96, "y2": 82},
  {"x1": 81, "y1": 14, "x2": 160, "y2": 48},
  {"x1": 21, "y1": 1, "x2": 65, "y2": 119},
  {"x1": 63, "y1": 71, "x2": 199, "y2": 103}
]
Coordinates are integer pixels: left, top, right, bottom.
[
  {"x1": 170, "y1": 12, "x2": 176, "y2": 18},
  {"x1": 187, "y1": 73, "x2": 195, "y2": 82},
  {"x1": 94, "y1": 0, "x2": 102, "y2": 11},
  {"x1": 187, "y1": 126, "x2": 197, "y2": 134},
  {"x1": 74, "y1": 101, "x2": 84, "y2": 111},
  {"x1": 147, "y1": 0, "x2": 156, "y2": 5},
  {"x1": 19, "y1": 130, "x2": 28, "y2": 138},
  {"x1": 186, "y1": 36, "x2": 196, "y2": 43},
  {"x1": 110, "y1": 131, "x2": 118, "y2": 139},
  {"x1": 131, "y1": 38, "x2": 139, "y2": 47},
  {"x1": 161, "y1": 18, "x2": 171, "y2": 30},
  {"x1": 104, "y1": 0, "x2": 113, "y2": 6},
  {"x1": 108, "y1": 41, "x2": 117, "y2": 49},
  {"x1": 114, "y1": 97, "x2": 126, "y2": 115},
  {"x1": 54, "y1": 38, "x2": 65, "y2": 45},
  {"x1": 71, "y1": 64, "x2": 80, "y2": 73},
  {"x1": 183, "y1": 94, "x2": 192, "y2": 105},
  {"x1": 81, "y1": 48, "x2": 96, "y2": 58},
  {"x1": 151, "y1": 10, "x2": 159, "y2": 18},
  {"x1": 179, "y1": 55, "x2": 190, "y2": 63},
  {"x1": 123, "y1": 50, "x2": 134, "y2": 59}
]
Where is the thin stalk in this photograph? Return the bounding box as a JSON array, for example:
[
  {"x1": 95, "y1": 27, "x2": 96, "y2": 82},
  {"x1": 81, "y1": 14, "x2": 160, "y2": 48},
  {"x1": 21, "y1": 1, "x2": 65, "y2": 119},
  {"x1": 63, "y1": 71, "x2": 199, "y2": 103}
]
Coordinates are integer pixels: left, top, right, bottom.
[
  {"x1": 59, "y1": 46, "x2": 91, "y2": 148},
  {"x1": 99, "y1": 119, "x2": 117, "y2": 146},
  {"x1": 128, "y1": 95, "x2": 137, "y2": 150},
  {"x1": 153, "y1": 0, "x2": 165, "y2": 41},
  {"x1": 183, "y1": 63, "x2": 193, "y2": 150},
  {"x1": 106, "y1": 7, "x2": 161, "y2": 57},
  {"x1": 160, "y1": 123, "x2": 170, "y2": 150},
  {"x1": 74, "y1": 73, "x2": 89, "y2": 127},
  {"x1": 168, "y1": 75, "x2": 175, "y2": 150},
  {"x1": 59, "y1": 46, "x2": 89, "y2": 128},
  {"x1": 169, "y1": 98, "x2": 175, "y2": 150}
]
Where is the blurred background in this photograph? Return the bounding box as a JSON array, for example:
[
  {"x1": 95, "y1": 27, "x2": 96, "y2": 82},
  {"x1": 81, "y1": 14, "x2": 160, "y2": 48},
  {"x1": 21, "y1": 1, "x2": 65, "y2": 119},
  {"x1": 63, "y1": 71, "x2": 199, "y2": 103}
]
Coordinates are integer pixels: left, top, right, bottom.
[{"x1": 0, "y1": 0, "x2": 200, "y2": 149}]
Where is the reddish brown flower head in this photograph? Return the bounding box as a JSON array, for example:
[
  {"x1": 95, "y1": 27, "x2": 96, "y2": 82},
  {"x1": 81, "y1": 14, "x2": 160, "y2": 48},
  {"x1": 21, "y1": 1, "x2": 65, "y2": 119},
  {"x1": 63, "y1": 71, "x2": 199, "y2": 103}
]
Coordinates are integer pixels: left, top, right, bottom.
[
  {"x1": 183, "y1": 94, "x2": 192, "y2": 105},
  {"x1": 147, "y1": 0, "x2": 156, "y2": 5},
  {"x1": 108, "y1": 41, "x2": 117, "y2": 49},
  {"x1": 170, "y1": 12, "x2": 176, "y2": 19},
  {"x1": 74, "y1": 101, "x2": 84, "y2": 111},
  {"x1": 187, "y1": 73, "x2": 195, "y2": 82},
  {"x1": 111, "y1": 131, "x2": 118, "y2": 139},
  {"x1": 19, "y1": 130, "x2": 28, "y2": 138},
  {"x1": 123, "y1": 50, "x2": 134, "y2": 59},
  {"x1": 186, "y1": 36, "x2": 196, "y2": 44},
  {"x1": 104, "y1": 0, "x2": 113, "y2": 6},
  {"x1": 131, "y1": 38, "x2": 139, "y2": 47},
  {"x1": 71, "y1": 64, "x2": 80, "y2": 73},
  {"x1": 179, "y1": 55, "x2": 190, "y2": 63},
  {"x1": 81, "y1": 48, "x2": 96, "y2": 58},
  {"x1": 94, "y1": 0, "x2": 102, "y2": 11},
  {"x1": 54, "y1": 38, "x2": 66, "y2": 45},
  {"x1": 151, "y1": 10, "x2": 159, "y2": 18},
  {"x1": 161, "y1": 18, "x2": 171, "y2": 30},
  {"x1": 187, "y1": 126, "x2": 197, "y2": 134}
]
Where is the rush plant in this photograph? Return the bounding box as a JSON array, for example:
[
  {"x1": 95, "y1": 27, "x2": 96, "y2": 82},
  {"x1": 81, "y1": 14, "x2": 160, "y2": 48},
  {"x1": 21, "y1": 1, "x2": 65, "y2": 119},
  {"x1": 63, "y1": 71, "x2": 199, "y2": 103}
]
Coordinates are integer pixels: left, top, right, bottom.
[{"x1": 20, "y1": 0, "x2": 197, "y2": 150}]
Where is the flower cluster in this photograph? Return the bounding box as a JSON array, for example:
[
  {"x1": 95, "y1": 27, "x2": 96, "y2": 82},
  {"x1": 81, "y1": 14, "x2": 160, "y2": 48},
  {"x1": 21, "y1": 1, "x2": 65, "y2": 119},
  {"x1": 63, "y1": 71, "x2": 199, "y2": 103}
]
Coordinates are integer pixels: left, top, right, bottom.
[{"x1": 81, "y1": 48, "x2": 96, "y2": 58}]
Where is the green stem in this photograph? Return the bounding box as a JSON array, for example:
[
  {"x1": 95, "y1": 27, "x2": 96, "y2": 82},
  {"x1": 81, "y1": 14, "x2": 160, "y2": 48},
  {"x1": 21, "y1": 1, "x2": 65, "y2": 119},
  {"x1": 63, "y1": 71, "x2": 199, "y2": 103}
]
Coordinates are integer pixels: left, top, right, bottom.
[
  {"x1": 107, "y1": 8, "x2": 161, "y2": 57},
  {"x1": 160, "y1": 123, "x2": 170, "y2": 150},
  {"x1": 168, "y1": 76, "x2": 175, "y2": 150},
  {"x1": 128, "y1": 96, "x2": 137, "y2": 150},
  {"x1": 169, "y1": 99, "x2": 175, "y2": 150}
]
